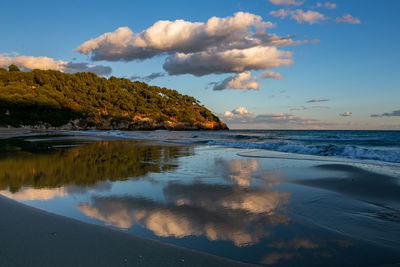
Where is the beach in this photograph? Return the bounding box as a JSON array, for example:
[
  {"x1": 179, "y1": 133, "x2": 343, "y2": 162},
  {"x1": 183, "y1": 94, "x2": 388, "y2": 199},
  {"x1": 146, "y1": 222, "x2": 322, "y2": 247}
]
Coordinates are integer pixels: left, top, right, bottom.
[
  {"x1": 0, "y1": 195, "x2": 253, "y2": 267},
  {"x1": 0, "y1": 129, "x2": 399, "y2": 266}
]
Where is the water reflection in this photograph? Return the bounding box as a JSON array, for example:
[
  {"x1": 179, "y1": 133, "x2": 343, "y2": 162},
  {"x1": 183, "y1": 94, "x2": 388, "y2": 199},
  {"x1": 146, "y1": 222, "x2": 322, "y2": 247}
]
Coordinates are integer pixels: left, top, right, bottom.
[
  {"x1": 0, "y1": 138, "x2": 193, "y2": 193},
  {"x1": 78, "y1": 157, "x2": 291, "y2": 247},
  {"x1": 2, "y1": 136, "x2": 398, "y2": 265}
]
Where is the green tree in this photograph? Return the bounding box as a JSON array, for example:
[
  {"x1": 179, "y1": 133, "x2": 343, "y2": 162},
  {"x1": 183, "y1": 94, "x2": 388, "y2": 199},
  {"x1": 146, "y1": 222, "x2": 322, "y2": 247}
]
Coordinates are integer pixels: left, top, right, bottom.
[{"x1": 8, "y1": 65, "x2": 21, "y2": 72}]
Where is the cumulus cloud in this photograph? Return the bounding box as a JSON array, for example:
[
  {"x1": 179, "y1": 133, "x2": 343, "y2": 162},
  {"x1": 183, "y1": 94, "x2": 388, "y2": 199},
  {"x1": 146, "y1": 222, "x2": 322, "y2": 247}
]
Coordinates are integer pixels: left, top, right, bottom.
[
  {"x1": 316, "y1": 2, "x2": 337, "y2": 9},
  {"x1": 223, "y1": 107, "x2": 254, "y2": 119},
  {"x1": 270, "y1": 9, "x2": 326, "y2": 24},
  {"x1": 371, "y1": 109, "x2": 400, "y2": 118},
  {"x1": 267, "y1": 0, "x2": 303, "y2": 6},
  {"x1": 213, "y1": 71, "x2": 259, "y2": 91},
  {"x1": 130, "y1": 72, "x2": 165, "y2": 82},
  {"x1": 0, "y1": 54, "x2": 112, "y2": 75},
  {"x1": 339, "y1": 111, "x2": 352, "y2": 117},
  {"x1": 291, "y1": 10, "x2": 326, "y2": 24},
  {"x1": 212, "y1": 70, "x2": 284, "y2": 91},
  {"x1": 75, "y1": 12, "x2": 318, "y2": 78},
  {"x1": 306, "y1": 99, "x2": 329, "y2": 103},
  {"x1": 164, "y1": 46, "x2": 293, "y2": 76},
  {"x1": 75, "y1": 12, "x2": 276, "y2": 61},
  {"x1": 335, "y1": 14, "x2": 360, "y2": 24}
]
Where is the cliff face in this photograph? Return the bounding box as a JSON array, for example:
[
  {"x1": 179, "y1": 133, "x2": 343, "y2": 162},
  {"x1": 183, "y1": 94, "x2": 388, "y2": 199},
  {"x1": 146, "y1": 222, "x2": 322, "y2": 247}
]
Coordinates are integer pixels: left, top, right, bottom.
[
  {"x1": 58, "y1": 116, "x2": 228, "y2": 130},
  {"x1": 0, "y1": 68, "x2": 228, "y2": 130}
]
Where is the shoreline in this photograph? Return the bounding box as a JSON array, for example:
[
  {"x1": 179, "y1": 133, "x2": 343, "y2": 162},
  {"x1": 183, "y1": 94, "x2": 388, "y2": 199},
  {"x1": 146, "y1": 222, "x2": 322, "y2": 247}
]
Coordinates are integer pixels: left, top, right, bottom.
[{"x1": 0, "y1": 195, "x2": 253, "y2": 267}]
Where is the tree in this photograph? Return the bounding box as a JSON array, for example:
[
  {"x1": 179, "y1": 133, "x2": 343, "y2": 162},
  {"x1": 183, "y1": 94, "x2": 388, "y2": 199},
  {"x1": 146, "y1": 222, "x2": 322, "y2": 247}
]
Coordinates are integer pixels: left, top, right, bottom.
[{"x1": 8, "y1": 65, "x2": 21, "y2": 72}]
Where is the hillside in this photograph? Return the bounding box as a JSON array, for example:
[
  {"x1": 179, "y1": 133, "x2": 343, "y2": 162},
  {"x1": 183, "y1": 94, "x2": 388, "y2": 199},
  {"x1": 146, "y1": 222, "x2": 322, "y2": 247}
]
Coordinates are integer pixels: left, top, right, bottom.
[{"x1": 0, "y1": 66, "x2": 227, "y2": 130}]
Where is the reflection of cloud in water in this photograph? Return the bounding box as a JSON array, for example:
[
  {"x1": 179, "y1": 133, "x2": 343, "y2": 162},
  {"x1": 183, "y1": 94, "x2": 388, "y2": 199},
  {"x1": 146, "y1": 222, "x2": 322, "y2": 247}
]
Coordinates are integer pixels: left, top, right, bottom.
[
  {"x1": 262, "y1": 238, "x2": 320, "y2": 265},
  {"x1": 269, "y1": 238, "x2": 319, "y2": 249},
  {"x1": 217, "y1": 158, "x2": 259, "y2": 187},
  {"x1": 0, "y1": 187, "x2": 67, "y2": 201},
  {"x1": 164, "y1": 182, "x2": 289, "y2": 214},
  {"x1": 1, "y1": 181, "x2": 113, "y2": 201},
  {"x1": 261, "y1": 252, "x2": 299, "y2": 265},
  {"x1": 215, "y1": 158, "x2": 282, "y2": 188},
  {"x1": 77, "y1": 182, "x2": 290, "y2": 246}
]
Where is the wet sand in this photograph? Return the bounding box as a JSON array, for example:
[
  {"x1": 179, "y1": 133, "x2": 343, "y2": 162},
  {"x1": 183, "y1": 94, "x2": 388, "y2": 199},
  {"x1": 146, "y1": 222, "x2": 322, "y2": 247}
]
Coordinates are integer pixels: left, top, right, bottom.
[{"x1": 0, "y1": 195, "x2": 253, "y2": 267}]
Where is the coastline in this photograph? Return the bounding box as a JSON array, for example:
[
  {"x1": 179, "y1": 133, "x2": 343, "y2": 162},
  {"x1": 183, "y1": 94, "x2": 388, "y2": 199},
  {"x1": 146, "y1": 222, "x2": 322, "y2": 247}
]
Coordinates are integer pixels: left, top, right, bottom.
[{"x1": 0, "y1": 195, "x2": 253, "y2": 267}]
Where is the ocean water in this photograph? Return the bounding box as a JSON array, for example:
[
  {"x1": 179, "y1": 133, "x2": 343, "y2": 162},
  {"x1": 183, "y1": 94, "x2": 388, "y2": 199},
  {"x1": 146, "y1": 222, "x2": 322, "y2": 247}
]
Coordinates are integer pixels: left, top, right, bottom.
[
  {"x1": 68, "y1": 130, "x2": 400, "y2": 165},
  {"x1": 1, "y1": 131, "x2": 399, "y2": 265}
]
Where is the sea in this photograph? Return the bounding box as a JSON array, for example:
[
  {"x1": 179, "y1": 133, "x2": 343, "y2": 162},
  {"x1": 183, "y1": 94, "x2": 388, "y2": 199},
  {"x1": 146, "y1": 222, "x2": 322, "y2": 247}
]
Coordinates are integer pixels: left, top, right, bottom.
[{"x1": 70, "y1": 129, "x2": 400, "y2": 165}]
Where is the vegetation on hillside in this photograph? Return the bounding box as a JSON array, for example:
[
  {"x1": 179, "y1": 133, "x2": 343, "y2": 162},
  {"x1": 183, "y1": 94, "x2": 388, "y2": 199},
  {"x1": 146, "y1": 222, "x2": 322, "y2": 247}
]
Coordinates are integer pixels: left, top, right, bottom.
[{"x1": 0, "y1": 65, "x2": 227, "y2": 129}]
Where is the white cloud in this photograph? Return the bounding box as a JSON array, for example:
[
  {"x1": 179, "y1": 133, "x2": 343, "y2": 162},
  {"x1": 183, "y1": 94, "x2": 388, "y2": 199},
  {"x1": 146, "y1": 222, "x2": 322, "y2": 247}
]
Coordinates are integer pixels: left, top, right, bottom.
[
  {"x1": 232, "y1": 107, "x2": 253, "y2": 115},
  {"x1": 269, "y1": 9, "x2": 289, "y2": 18},
  {"x1": 291, "y1": 10, "x2": 326, "y2": 24},
  {"x1": 75, "y1": 12, "x2": 317, "y2": 78},
  {"x1": 75, "y1": 12, "x2": 276, "y2": 61},
  {"x1": 0, "y1": 54, "x2": 111, "y2": 75},
  {"x1": 212, "y1": 70, "x2": 284, "y2": 91},
  {"x1": 164, "y1": 46, "x2": 293, "y2": 76},
  {"x1": 213, "y1": 72, "x2": 259, "y2": 91},
  {"x1": 270, "y1": 9, "x2": 326, "y2": 24},
  {"x1": 339, "y1": 111, "x2": 352, "y2": 117},
  {"x1": 316, "y1": 2, "x2": 337, "y2": 9},
  {"x1": 306, "y1": 98, "x2": 329, "y2": 103},
  {"x1": 260, "y1": 70, "x2": 284, "y2": 80},
  {"x1": 335, "y1": 14, "x2": 360, "y2": 24},
  {"x1": 267, "y1": 0, "x2": 303, "y2": 6}
]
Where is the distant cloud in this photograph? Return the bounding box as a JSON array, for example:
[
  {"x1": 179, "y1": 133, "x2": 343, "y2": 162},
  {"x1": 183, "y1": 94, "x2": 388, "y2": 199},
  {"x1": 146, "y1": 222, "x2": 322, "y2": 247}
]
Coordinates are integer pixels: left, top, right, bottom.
[
  {"x1": 260, "y1": 70, "x2": 284, "y2": 80},
  {"x1": 130, "y1": 72, "x2": 165, "y2": 82},
  {"x1": 223, "y1": 107, "x2": 254, "y2": 120},
  {"x1": 316, "y1": 2, "x2": 337, "y2": 9},
  {"x1": 335, "y1": 14, "x2": 360, "y2": 24},
  {"x1": 339, "y1": 111, "x2": 352, "y2": 117},
  {"x1": 267, "y1": 0, "x2": 303, "y2": 6},
  {"x1": 371, "y1": 109, "x2": 400, "y2": 118},
  {"x1": 269, "y1": 9, "x2": 289, "y2": 18},
  {"x1": 291, "y1": 10, "x2": 326, "y2": 24},
  {"x1": 221, "y1": 107, "x2": 332, "y2": 129},
  {"x1": 306, "y1": 99, "x2": 329, "y2": 103},
  {"x1": 75, "y1": 12, "x2": 317, "y2": 78},
  {"x1": 0, "y1": 54, "x2": 111, "y2": 75},
  {"x1": 270, "y1": 9, "x2": 326, "y2": 24}
]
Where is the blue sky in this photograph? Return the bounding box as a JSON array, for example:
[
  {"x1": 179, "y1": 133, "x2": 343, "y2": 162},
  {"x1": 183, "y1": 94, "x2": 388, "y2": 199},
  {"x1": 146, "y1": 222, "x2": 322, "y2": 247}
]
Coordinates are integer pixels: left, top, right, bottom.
[{"x1": 1, "y1": 0, "x2": 399, "y2": 129}]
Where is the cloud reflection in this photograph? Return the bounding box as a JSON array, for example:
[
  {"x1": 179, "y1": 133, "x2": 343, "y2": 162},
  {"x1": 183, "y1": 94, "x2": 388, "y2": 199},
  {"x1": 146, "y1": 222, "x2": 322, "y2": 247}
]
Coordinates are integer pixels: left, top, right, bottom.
[
  {"x1": 78, "y1": 176, "x2": 290, "y2": 246},
  {"x1": 0, "y1": 187, "x2": 67, "y2": 201}
]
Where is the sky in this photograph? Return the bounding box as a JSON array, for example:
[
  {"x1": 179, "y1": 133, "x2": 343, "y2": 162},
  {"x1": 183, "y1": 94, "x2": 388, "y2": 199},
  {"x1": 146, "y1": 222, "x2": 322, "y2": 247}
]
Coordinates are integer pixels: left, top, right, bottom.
[{"x1": 1, "y1": 0, "x2": 399, "y2": 130}]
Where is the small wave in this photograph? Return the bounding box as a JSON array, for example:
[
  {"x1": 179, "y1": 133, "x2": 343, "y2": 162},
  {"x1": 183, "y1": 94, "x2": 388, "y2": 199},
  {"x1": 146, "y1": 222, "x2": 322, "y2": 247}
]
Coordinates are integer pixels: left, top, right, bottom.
[{"x1": 206, "y1": 141, "x2": 400, "y2": 164}]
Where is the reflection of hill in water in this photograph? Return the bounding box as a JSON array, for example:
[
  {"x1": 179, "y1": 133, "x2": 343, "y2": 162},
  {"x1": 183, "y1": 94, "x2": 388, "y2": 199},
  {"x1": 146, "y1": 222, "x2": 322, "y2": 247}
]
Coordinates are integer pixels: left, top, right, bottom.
[{"x1": 0, "y1": 137, "x2": 193, "y2": 192}]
